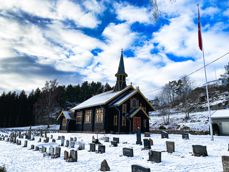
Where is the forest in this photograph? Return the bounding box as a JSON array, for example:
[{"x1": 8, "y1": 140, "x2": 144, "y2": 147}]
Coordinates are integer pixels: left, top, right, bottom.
[{"x1": 0, "y1": 81, "x2": 112, "y2": 127}]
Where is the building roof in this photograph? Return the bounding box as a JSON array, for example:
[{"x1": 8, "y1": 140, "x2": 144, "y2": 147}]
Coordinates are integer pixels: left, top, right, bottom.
[
  {"x1": 211, "y1": 109, "x2": 229, "y2": 119},
  {"x1": 57, "y1": 111, "x2": 75, "y2": 120},
  {"x1": 71, "y1": 85, "x2": 133, "y2": 111},
  {"x1": 114, "y1": 90, "x2": 138, "y2": 106}
]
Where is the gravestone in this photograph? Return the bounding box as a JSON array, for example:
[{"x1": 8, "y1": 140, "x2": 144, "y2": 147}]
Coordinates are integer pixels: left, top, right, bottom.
[
  {"x1": 148, "y1": 150, "x2": 161, "y2": 163},
  {"x1": 149, "y1": 138, "x2": 153, "y2": 146},
  {"x1": 182, "y1": 133, "x2": 189, "y2": 140},
  {"x1": 222, "y1": 156, "x2": 229, "y2": 172},
  {"x1": 38, "y1": 138, "x2": 41, "y2": 142},
  {"x1": 68, "y1": 150, "x2": 77, "y2": 162},
  {"x1": 50, "y1": 135, "x2": 53, "y2": 139},
  {"x1": 64, "y1": 151, "x2": 69, "y2": 160},
  {"x1": 31, "y1": 144, "x2": 34, "y2": 150},
  {"x1": 89, "y1": 143, "x2": 96, "y2": 152},
  {"x1": 131, "y1": 165, "x2": 150, "y2": 172},
  {"x1": 61, "y1": 138, "x2": 65, "y2": 146},
  {"x1": 100, "y1": 159, "x2": 110, "y2": 171},
  {"x1": 123, "y1": 148, "x2": 134, "y2": 157},
  {"x1": 23, "y1": 140, "x2": 28, "y2": 147},
  {"x1": 74, "y1": 137, "x2": 77, "y2": 142},
  {"x1": 40, "y1": 130, "x2": 43, "y2": 137},
  {"x1": 57, "y1": 136, "x2": 61, "y2": 140},
  {"x1": 35, "y1": 146, "x2": 39, "y2": 151},
  {"x1": 52, "y1": 139, "x2": 56, "y2": 143},
  {"x1": 78, "y1": 142, "x2": 85, "y2": 150},
  {"x1": 28, "y1": 129, "x2": 32, "y2": 140},
  {"x1": 44, "y1": 131, "x2": 47, "y2": 138},
  {"x1": 70, "y1": 141, "x2": 75, "y2": 148},
  {"x1": 55, "y1": 147, "x2": 61, "y2": 158},
  {"x1": 166, "y1": 141, "x2": 175, "y2": 153},
  {"x1": 104, "y1": 137, "x2": 109, "y2": 142},
  {"x1": 98, "y1": 144, "x2": 105, "y2": 154},
  {"x1": 42, "y1": 146, "x2": 46, "y2": 153},
  {"x1": 161, "y1": 131, "x2": 169, "y2": 139},
  {"x1": 136, "y1": 128, "x2": 142, "y2": 145},
  {"x1": 144, "y1": 132, "x2": 151, "y2": 137},
  {"x1": 49, "y1": 146, "x2": 54, "y2": 156},
  {"x1": 111, "y1": 141, "x2": 118, "y2": 147},
  {"x1": 70, "y1": 137, "x2": 73, "y2": 141},
  {"x1": 143, "y1": 139, "x2": 151, "y2": 150},
  {"x1": 65, "y1": 140, "x2": 69, "y2": 147},
  {"x1": 192, "y1": 145, "x2": 208, "y2": 157},
  {"x1": 113, "y1": 137, "x2": 119, "y2": 144}
]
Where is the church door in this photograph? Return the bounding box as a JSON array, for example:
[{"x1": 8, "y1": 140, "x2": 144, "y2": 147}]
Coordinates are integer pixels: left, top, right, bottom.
[{"x1": 133, "y1": 117, "x2": 141, "y2": 132}]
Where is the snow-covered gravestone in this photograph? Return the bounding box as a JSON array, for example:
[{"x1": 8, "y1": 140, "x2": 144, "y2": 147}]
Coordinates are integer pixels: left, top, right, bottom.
[
  {"x1": 68, "y1": 150, "x2": 77, "y2": 162},
  {"x1": 148, "y1": 150, "x2": 161, "y2": 163},
  {"x1": 104, "y1": 137, "x2": 109, "y2": 142},
  {"x1": 143, "y1": 139, "x2": 151, "y2": 150},
  {"x1": 182, "y1": 133, "x2": 189, "y2": 140},
  {"x1": 78, "y1": 141, "x2": 85, "y2": 150},
  {"x1": 70, "y1": 141, "x2": 75, "y2": 148},
  {"x1": 123, "y1": 148, "x2": 134, "y2": 157},
  {"x1": 113, "y1": 137, "x2": 119, "y2": 144},
  {"x1": 97, "y1": 144, "x2": 105, "y2": 154},
  {"x1": 192, "y1": 145, "x2": 208, "y2": 157},
  {"x1": 166, "y1": 141, "x2": 175, "y2": 153},
  {"x1": 61, "y1": 138, "x2": 65, "y2": 146},
  {"x1": 111, "y1": 141, "x2": 118, "y2": 147},
  {"x1": 131, "y1": 165, "x2": 150, "y2": 172},
  {"x1": 222, "y1": 156, "x2": 229, "y2": 172},
  {"x1": 161, "y1": 131, "x2": 169, "y2": 139}
]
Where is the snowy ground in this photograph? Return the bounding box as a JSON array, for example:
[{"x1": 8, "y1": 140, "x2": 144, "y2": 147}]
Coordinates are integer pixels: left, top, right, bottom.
[{"x1": 0, "y1": 131, "x2": 228, "y2": 172}]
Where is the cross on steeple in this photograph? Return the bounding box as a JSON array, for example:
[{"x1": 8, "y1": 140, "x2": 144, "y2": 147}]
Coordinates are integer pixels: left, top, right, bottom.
[{"x1": 114, "y1": 49, "x2": 128, "y2": 91}]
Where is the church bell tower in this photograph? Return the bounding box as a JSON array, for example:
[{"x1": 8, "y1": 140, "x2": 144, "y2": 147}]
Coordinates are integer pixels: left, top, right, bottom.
[{"x1": 114, "y1": 50, "x2": 128, "y2": 92}]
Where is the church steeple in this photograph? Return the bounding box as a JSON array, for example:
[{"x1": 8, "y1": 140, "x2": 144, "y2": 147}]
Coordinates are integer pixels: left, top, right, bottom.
[{"x1": 114, "y1": 50, "x2": 128, "y2": 91}]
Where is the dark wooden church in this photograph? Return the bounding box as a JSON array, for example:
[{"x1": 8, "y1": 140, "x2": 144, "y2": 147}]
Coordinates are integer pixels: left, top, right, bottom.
[{"x1": 59, "y1": 51, "x2": 154, "y2": 133}]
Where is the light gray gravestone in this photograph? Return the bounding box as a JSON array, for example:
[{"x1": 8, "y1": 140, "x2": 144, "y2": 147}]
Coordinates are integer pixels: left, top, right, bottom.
[
  {"x1": 69, "y1": 150, "x2": 77, "y2": 162},
  {"x1": 166, "y1": 141, "x2": 175, "y2": 153},
  {"x1": 104, "y1": 137, "x2": 109, "y2": 142},
  {"x1": 100, "y1": 159, "x2": 110, "y2": 171},
  {"x1": 65, "y1": 140, "x2": 69, "y2": 147}
]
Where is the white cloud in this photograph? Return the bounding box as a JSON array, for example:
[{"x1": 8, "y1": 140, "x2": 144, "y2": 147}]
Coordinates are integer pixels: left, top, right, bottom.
[{"x1": 115, "y1": 3, "x2": 151, "y2": 24}]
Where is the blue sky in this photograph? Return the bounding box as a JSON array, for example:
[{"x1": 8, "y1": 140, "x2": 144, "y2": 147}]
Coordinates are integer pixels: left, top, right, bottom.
[{"x1": 0, "y1": 0, "x2": 228, "y2": 98}]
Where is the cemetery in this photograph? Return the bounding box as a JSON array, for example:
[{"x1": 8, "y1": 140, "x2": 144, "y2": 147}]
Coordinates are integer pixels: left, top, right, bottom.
[{"x1": 0, "y1": 128, "x2": 229, "y2": 172}]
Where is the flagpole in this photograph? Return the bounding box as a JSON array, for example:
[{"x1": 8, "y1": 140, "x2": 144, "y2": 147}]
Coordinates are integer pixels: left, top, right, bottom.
[{"x1": 197, "y1": 4, "x2": 214, "y2": 141}]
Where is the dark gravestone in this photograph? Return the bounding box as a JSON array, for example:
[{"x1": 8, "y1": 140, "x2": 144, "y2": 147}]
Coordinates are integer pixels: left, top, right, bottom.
[
  {"x1": 113, "y1": 137, "x2": 119, "y2": 144},
  {"x1": 70, "y1": 137, "x2": 73, "y2": 141},
  {"x1": 161, "y1": 131, "x2": 169, "y2": 139},
  {"x1": 182, "y1": 133, "x2": 189, "y2": 140},
  {"x1": 50, "y1": 135, "x2": 53, "y2": 139},
  {"x1": 123, "y1": 148, "x2": 134, "y2": 157},
  {"x1": 35, "y1": 146, "x2": 39, "y2": 151},
  {"x1": 38, "y1": 138, "x2": 41, "y2": 142},
  {"x1": 89, "y1": 143, "x2": 96, "y2": 152},
  {"x1": 149, "y1": 138, "x2": 153, "y2": 146},
  {"x1": 65, "y1": 140, "x2": 69, "y2": 147},
  {"x1": 78, "y1": 142, "x2": 85, "y2": 150},
  {"x1": 57, "y1": 136, "x2": 61, "y2": 140},
  {"x1": 222, "y1": 156, "x2": 229, "y2": 172},
  {"x1": 144, "y1": 132, "x2": 151, "y2": 137},
  {"x1": 148, "y1": 150, "x2": 161, "y2": 163},
  {"x1": 55, "y1": 147, "x2": 61, "y2": 158},
  {"x1": 74, "y1": 137, "x2": 77, "y2": 142},
  {"x1": 111, "y1": 141, "x2": 118, "y2": 147},
  {"x1": 136, "y1": 128, "x2": 142, "y2": 145},
  {"x1": 40, "y1": 130, "x2": 43, "y2": 137},
  {"x1": 192, "y1": 145, "x2": 208, "y2": 157},
  {"x1": 31, "y1": 145, "x2": 34, "y2": 150},
  {"x1": 100, "y1": 159, "x2": 110, "y2": 171},
  {"x1": 64, "y1": 151, "x2": 69, "y2": 160},
  {"x1": 131, "y1": 165, "x2": 150, "y2": 172},
  {"x1": 68, "y1": 150, "x2": 77, "y2": 162},
  {"x1": 166, "y1": 141, "x2": 175, "y2": 153},
  {"x1": 104, "y1": 137, "x2": 109, "y2": 142},
  {"x1": 23, "y1": 140, "x2": 28, "y2": 147},
  {"x1": 98, "y1": 144, "x2": 105, "y2": 154},
  {"x1": 143, "y1": 139, "x2": 151, "y2": 150},
  {"x1": 52, "y1": 139, "x2": 56, "y2": 143}
]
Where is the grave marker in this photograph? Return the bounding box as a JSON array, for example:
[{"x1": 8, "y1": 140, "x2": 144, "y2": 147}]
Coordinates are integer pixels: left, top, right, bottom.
[
  {"x1": 123, "y1": 148, "x2": 134, "y2": 157},
  {"x1": 64, "y1": 151, "x2": 69, "y2": 160},
  {"x1": 98, "y1": 144, "x2": 105, "y2": 154},
  {"x1": 144, "y1": 132, "x2": 151, "y2": 137},
  {"x1": 136, "y1": 128, "x2": 142, "y2": 145},
  {"x1": 65, "y1": 140, "x2": 69, "y2": 147},
  {"x1": 69, "y1": 150, "x2": 77, "y2": 162},
  {"x1": 161, "y1": 131, "x2": 169, "y2": 139},
  {"x1": 143, "y1": 139, "x2": 151, "y2": 150},
  {"x1": 89, "y1": 143, "x2": 96, "y2": 152},
  {"x1": 148, "y1": 150, "x2": 161, "y2": 163},
  {"x1": 166, "y1": 141, "x2": 175, "y2": 153},
  {"x1": 23, "y1": 140, "x2": 28, "y2": 147},
  {"x1": 192, "y1": 145, "x2": 208, "y2": 157},
  {"x1": 104, "y1": 137, "x2": 109, "y2": 142},
  {"x1": 100, "y1": 159, "x2": 110, "y2": 171},
  {"x1": 182, "y1": 133, "x2": 189, "y2": 140},
  {"x1": 113, "y1": 137, "x2": 119, "y2": 144},
  {"x1": 131, "y1": 165, "x2": 150, "y2": 172},
  {"x1": 222, "y1": 156, "x2": 229, "y2": 172}
]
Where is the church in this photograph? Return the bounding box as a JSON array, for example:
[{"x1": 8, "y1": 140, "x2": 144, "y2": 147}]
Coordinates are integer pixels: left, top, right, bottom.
[{"x1": 58, "y1": 51, "x2": 154, "y2": 133}]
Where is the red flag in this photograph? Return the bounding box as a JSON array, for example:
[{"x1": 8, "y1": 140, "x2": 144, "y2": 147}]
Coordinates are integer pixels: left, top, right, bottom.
[{"x1": 198, "y1": 5, "x2": 203, "y2": 51}]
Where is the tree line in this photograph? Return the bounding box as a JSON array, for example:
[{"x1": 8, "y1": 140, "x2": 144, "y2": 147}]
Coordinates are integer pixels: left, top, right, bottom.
[{"x1": 0, "y1": 81, "x2": 112, "y2": 128}]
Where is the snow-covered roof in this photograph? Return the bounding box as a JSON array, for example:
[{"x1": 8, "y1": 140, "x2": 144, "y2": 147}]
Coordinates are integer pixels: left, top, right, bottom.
[
  {"x1": 114, "y1": 90, "x2": 138, "y2": 106},
  {"x1": 71, "y1": 85, "x2": 133, "y2": 111},
  {"x1": 211, "y1": 109, "x2": 229, "y2": 119},
  {"x1": 57, "y1": 111, "x2": 74, "y2": 120}
]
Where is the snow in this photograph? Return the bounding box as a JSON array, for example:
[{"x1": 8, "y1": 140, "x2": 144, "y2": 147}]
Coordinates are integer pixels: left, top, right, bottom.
[
  {"x1": 71, "y1": 86, "x2": 132, "y2": 111},
  {"x1": 211, "y1": 109, "x2": 229, "y2": 119},
  {"x1": 0, "y1": 132, "x2": 229, "y2": 172},
  {"x1": 0, "y1": 125, "x2": 60, "y2": 131}
]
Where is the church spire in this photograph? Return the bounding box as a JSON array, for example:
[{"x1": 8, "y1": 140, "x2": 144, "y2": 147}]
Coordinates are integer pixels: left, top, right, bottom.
[{"x1": 114, "y1": 50, "x2": 128, "y2": 91}]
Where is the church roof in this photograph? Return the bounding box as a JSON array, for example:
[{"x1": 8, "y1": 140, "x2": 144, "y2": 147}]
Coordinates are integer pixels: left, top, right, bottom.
[
  {"x1": 71, "y1": 85, "x2": 133, "y2": 111},
  {"x1": 114, "y1": 89, "x2": 138, "y2": 106}
]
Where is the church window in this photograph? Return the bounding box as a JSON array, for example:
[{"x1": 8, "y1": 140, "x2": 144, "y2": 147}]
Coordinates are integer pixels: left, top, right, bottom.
[
  {"x1": 131, "y1": 98, "x2": 139, "y2": 109},
  {"x1": 76, "y1": 111, "x2": 82, "y2": 124},
  {"x1": 122, "y1": 116, "x2": 126, "y2": 126},
  {"x1": 122, "y1": 104, "x2": 127, "y2": 113},
  {"x1": 95, "y1": 108, "x2": 104, "y2": 123},
  {"x1": 85, "y1": 110, "x2": 92, "y2": 123}
]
